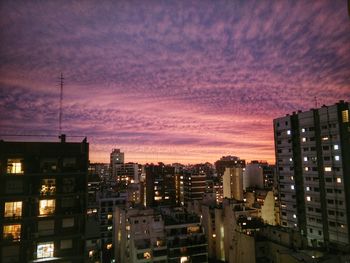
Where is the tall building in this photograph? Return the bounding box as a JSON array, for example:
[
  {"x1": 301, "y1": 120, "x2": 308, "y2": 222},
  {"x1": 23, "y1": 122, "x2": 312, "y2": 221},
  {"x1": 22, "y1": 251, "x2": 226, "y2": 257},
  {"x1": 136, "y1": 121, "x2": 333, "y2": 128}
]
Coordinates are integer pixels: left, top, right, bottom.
[
  {"x1": 274, "y1": 101, "x2": 350, "y2": 250},
  {"x1": 243, "y1": 162, "x2": 264, "y2": 190},
  {"x1": 223, "y1": 167, "x2": 244, "y2": 201},
  {"x1": 145, "y1": 163, "x2": 176, "y2": 207},
  {"x1": 0, "y1": 136, "x2": 89, "y2": 262},
  {"x1": 110, "y1": 148, "x2": 124, "y2": 179},
  {"x1": 215, "y1": 156, "x2": 245, "y2": 177},
  {"x1": 182, "y1": 172, "x2": 207, "y2": 208}
]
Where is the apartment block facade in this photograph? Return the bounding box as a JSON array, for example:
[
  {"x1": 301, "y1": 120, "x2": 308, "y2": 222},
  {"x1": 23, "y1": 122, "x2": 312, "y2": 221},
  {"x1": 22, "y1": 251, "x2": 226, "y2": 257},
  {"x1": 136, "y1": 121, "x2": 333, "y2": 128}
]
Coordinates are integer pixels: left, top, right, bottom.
[
  {"x1": 274, "y1": 101, "x2": 350, "y2": 249},
  {"x1": 0, "y1": 137, "x2": 89, "y2": 262}
]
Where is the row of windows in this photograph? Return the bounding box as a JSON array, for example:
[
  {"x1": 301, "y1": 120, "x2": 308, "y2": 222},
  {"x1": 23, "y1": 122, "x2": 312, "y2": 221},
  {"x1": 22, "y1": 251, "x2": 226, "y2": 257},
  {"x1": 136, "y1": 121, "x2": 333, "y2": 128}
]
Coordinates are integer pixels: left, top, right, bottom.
[
  {"x1": 5, "y1": 178, "x2": 76, "y2": 194},
  {"x1": 5, "y1": 158, "x2": 79, "y2": 175},
  {"x1": 4, "y1": 198, "x2": 77, "y2": 218},
  {"x1": 3, "y1": 218, "x2": 74, "y2": 241}
]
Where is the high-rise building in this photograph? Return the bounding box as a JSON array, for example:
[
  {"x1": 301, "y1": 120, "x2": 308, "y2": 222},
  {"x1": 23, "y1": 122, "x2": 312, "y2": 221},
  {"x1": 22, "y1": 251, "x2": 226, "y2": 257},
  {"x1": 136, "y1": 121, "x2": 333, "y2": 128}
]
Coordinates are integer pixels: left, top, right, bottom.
[
  {"x1": 110, "y1": 148, "x2": 124, "y2": 178},
  {"x1": 145, "y1": 163, "x2": 176, "y2": 207},
  {"x1": 274, "y1": 101, "x2": 350, "y2": 249},
  {"x1": 183, "y1": 172, "x2": 207, "y2": 207},
  {"x1": 0, "y1": 136, "x2": 89, "y2": 262},
  {"x1": 223, "y1": 167, "x2": 244, "y2": 201}
]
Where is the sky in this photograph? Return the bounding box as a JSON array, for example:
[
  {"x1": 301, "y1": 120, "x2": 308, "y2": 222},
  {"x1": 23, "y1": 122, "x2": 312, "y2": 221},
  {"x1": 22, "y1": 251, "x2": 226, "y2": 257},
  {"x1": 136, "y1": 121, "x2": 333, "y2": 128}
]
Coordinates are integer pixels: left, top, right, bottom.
[{"x1": 0, "y1": 1, "x2": 349, "y2": 164}]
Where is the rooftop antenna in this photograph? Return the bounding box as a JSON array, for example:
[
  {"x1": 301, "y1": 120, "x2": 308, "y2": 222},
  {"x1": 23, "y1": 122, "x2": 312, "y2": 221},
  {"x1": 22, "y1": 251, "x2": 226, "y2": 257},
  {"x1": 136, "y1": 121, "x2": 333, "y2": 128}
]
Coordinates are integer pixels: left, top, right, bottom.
[
  {"x1": 59, "y1": 73, "x2": 64, "y2": 136},
  {"x1": 314, "y1": 96, "x2": 318, "y2": 108}
]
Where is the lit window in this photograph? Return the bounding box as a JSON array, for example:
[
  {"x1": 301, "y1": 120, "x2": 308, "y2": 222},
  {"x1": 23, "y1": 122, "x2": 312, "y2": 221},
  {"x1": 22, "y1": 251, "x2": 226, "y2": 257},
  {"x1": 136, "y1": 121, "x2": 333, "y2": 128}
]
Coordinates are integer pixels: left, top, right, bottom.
[
  {"x1": 107, "y1": 214, "x2": 113, "y2": 220},
  {"x1": 108, "y1": 226, "x2": 113, "y2": 231},
  {"x1": 4, "y1": 202, "x2": 22, "y2": 218},
  {"x1": 7, "y1": 159, "x2": 23, "y2": 174},
  {"x1": 334, "y1": 145, "x2": 339, "y2": 150},
  {"x1": 287, "y1": 130, "x2": 291, "y2": 135},
  {"x1": 39, "y1": 199, "x2": 55, "y2": 216},
  {"x1": 305, "y1": 167, "x2": 309, "y2": 171},
  {"x1": 324, "y1": 167, "x2": 332, "y2": 172},
  {"x1": 293, "y1": 214, "x2": 296, "y2": 218},
  {"x1": 322, "y1": 137, "x2": 329, "y2": 141},
  {"x1": 306, "y1": 187, "x2": 310, "y2": 191},
  {"x1": 143, "y1": 252, "x2": 151, "y2": 259},
  {"x1": 3, "y1": 224, "x2": 21, "y2": 241},
  {"x1": 180, "y1": 256, "x2": 189, "y2": 263},
  {"x1": 40, "y1": 179, "x2": 56, "y2": 195},
  {"x1": 302, "y1": 138, "x2": 306, "y2": 142},
  {"x1": 154, "y1": 196, "x2": 162, "y2": 201},
  {"x1": 290, "y1": 176, "x2": 294, "y2": 180},
  {"x1": 291, "y1": 185, "x2": 295, "y2": 190},
  {"x1": 301, "y1": 128, "x2": 305, "y2": 133},
  {"x1": 306, "y1": 196, "x2": 311, "y2": 201},
  {"x1": 37, "y1": 242, "x2": 54, "y2": 258},
  {"x1": 289, "y1": 158, "x2": 293, "y2": 162},
  {"x1": 335, "y1": 156, "x2": 340, "y2": 161},
  {"x1": 304, "y1": 157, "x2": 308, "y2": 162},
  {"x1": 342, "y1": 110, "x2": 349, "y2": 123},
  {"x1": 337, "y1": 178, "x2": 342, "y2": 183},
  {"x1": 106, "y1": 243, "x2": 112, "y2": 250}
]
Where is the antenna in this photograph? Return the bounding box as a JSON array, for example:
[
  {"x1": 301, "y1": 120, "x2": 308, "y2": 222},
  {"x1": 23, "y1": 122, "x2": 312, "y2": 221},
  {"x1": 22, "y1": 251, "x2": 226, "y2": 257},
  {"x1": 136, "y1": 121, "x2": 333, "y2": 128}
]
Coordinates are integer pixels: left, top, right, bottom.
[
  {"x1": 59, "y1": 73, "x2": 64, "y2": 135},
  {"x1": 314, "y1": 96, "x2": 318, "y2": 108}
]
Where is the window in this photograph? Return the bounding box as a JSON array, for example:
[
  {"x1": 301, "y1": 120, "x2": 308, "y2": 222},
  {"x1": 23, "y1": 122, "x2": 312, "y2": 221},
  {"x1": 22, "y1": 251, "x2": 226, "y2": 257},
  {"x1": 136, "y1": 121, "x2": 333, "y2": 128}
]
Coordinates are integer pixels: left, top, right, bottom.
[
  {"x1": 5, "y1": 180, "x2": 23, "y2": 194},
  {"x1": 2, "y1": 246, "x2": 19, "y2": 263},
  {"x1": 334, "y1": 145, "x2": 339, "y2": 150},
  {"x1": 40, "y1": 179, "x2": 56, "y2": 195},
  {"x1": 3, "y1": 225, "x2": 21, "y2": 241},
  {"x1": 304, "y1": 157, "x2": 308, "y2": 162},
  {"x1": 40, "y1": 158, "x2": 58, "y2": 173},
  {"x1": 62, "y1": 178, "x2": 75, "y2": 193},
  {"x1": 7, "y1": 159, "x2": 23, "y2": 174},
  {"x1": 290, "y1": 185, "x2": 295, "y2": 190},
  {"x1": 342, "y1": 110, "x2": 349, "y2": 123},
  {"x1": 62, "y1": 218, "x2": 74, "y2": 228},
  {"x1": 301, "y1": 128, "x2": 305, "y2": 133},
  {"x1": 306, "y1": 187, "x2": 310, "y2": 191},
  {"x1": 61, "y1": 197, "x2": 74, "y2": 208},
  {"x1": 4, "y1": 202, "x2": 22, "y2": 218},
  {"x1": 335, "y1": 155, "x2": 340, "y2": 161},
  {"x1": 38, "y1": 220, "x2": 54, "y2": 236},
  {"x1": 306, "y1": 196, "x2": 311, "y2": 201},
  {"x1": 287, "y1": 130, "x2": 291, "y2": 135},
  {"x1": 302, "y1": 137, "x2": 306, "y2": 142},
  {"x1": 37, "y1": 242, "x2": 54, "y2": 259},
  {"x1": 336, "y1": 178, "x2": 342, "y2": 183},
  {"x1": 60, "y1": 240, "x2": 72, "y2": 249},
  {"x1": 39, "y1": 199, "x2": 55, "y2": 216},
  {"x1": 324, "y1": 167, "x2": 332, "y2": 172}
]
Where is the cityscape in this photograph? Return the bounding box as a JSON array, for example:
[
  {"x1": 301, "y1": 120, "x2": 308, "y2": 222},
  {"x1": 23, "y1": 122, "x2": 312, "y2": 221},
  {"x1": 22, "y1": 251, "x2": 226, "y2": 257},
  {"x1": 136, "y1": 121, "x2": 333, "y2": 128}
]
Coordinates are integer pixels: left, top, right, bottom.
[{"x1": 1, "y1": 1, "x2": 350, "y2": 263}]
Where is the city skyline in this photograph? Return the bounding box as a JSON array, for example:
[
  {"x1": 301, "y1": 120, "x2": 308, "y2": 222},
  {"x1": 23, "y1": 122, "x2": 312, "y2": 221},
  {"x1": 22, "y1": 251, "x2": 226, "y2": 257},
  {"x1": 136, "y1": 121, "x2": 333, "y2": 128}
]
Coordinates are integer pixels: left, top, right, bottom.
[{"x1": 1, "y1": 1, "x2": 349, "y2": 164}]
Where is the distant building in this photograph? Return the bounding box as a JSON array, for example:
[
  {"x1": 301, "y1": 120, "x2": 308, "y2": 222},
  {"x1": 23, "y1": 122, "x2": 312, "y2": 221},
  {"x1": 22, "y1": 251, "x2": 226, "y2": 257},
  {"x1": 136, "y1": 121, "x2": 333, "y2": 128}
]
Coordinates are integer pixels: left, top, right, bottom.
[
  {"x1": 215, "y1": 156, "x2": 245, "y2": 177},
  {"x1": 182, "y1": 172, "x2": 207, "y2": 208},
  {"x1": 274, "y1": 101, "x2": 350, "y2": 250},
  {"x1": 110, "y1": 148, "x2": 124, "y2": 179},
  {"x1": 0, "y1": 136, "x2": 88, "y2": 262},
  {"x1": 145, "y1": 163, "x2": 176, "y2": 207},
  {"x1": 223, "y1": 167, "x2": 244, "y2": 201},
  {"x1": 243, "y1": 162, "x2": 264, "y2": 190}
]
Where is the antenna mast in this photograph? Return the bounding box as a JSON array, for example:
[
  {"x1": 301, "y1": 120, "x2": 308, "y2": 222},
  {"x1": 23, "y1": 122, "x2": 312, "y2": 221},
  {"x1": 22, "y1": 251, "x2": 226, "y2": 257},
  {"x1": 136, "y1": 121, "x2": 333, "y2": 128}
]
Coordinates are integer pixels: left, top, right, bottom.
[
  {"x1": 314, "y1": 96, "x2": 318, "y2": 108},
  {"x1": 59, "y1": 73, "x2": 64, "y2": 135}
]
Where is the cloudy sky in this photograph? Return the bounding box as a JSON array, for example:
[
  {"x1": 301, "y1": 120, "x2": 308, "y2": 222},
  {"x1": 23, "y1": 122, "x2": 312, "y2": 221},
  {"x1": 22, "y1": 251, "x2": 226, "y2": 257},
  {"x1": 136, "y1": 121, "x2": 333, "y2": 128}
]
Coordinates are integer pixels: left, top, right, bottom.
[{"x1": 0, "y1": 1, "x2": 349, "y2": 164}]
